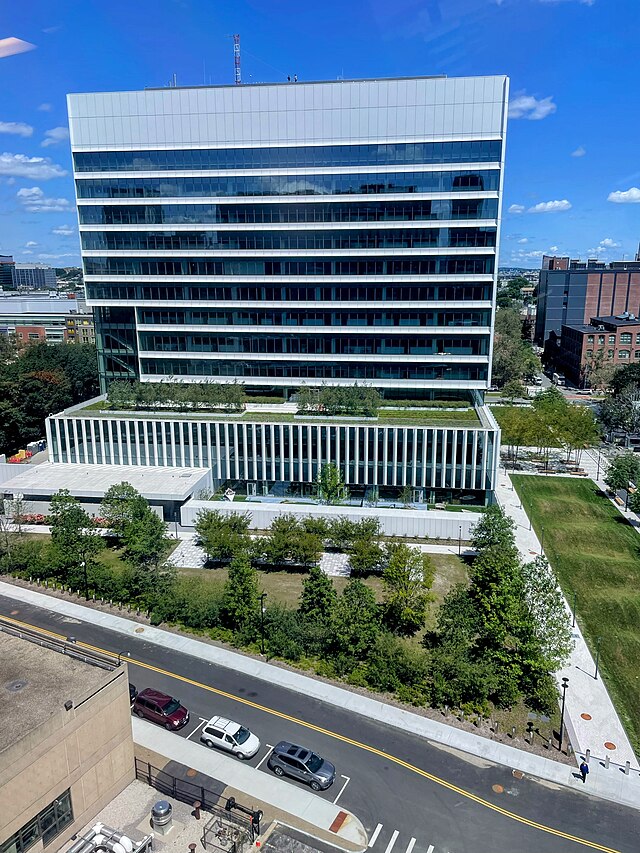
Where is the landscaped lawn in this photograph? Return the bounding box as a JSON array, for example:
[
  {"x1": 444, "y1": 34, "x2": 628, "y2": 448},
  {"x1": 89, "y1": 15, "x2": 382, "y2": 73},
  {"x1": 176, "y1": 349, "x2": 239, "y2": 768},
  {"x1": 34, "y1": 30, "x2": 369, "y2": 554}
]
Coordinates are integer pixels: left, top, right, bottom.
[{"x1": 511, "y1": 475, "x2": 640, "y2": 753}]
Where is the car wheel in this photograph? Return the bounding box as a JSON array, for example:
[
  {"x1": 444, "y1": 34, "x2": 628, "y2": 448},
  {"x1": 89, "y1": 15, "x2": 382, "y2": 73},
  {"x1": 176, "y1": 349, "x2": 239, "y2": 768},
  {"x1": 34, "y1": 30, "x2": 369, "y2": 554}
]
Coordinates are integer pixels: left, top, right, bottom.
[
  {"x1": 235, "y1": 751, "x2": 245, "y2": 760},
  {"x1": 310, "y1": 781, "x2": 321, "y2": 791},
  {"x1": 204, "y1": 739, "x2": 214, "y2": 749},
  {"x1": 135, "y1": 709, "x2": 145, "y2": 718},
  {"x1": 165, "y1": 722, "x2": 173, "y2": 730},
  {"x1": 273, "y1": 765, "x2": 284, "y2": 777}
]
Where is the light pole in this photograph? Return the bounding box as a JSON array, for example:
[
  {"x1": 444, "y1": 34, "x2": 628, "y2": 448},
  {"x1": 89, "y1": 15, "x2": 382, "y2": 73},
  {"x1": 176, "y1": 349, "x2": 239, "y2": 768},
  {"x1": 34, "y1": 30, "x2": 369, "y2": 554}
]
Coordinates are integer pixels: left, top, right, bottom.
[
  {"x1": 558, "y1": 676, "x2": 569, "y2": 751},
  {"x1": 259, "y1": 593, "x2": 267, "y2": 656},
  {"x1": 540, "y1": 525, "x2": 545, "y2": 554},
  {"x1": 81, "y1": 559, "x2": 88, "y2": 600},
  {"x1": 174, "y1": 509, "x2": 179, "y2": 538},
  {"x1": 571, "y1": 589, "x2": 577, "y2": 628},
  {"x1": 458, "y1": 525, "x2": 462, "y2": 556},
  {"x1": 596, "y1": 450, "x2": 601, "y2": 481},
  {"x1": 594, "y1": 636, "x2": 602, "y2": 680}
]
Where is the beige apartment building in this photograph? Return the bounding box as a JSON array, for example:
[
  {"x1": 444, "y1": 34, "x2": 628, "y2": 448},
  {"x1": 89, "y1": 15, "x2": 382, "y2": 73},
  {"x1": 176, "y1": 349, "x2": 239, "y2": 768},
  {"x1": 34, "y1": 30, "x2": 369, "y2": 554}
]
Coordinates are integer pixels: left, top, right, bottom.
[{"x1": 0, "y1": 629, "x2": 134, "y2": 853}]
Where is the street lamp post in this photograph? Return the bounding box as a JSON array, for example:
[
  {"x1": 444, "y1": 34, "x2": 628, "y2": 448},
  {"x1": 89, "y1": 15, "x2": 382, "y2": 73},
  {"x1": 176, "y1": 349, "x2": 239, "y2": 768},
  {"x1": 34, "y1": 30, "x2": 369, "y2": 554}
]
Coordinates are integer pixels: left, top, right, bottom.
[
  {"x1": 596, "y1": 450, "x2": 601, "y2": 481},
  {"x1": 259, "y1": 593, "x2": 267, "y2": 656},
  {"x1": 458, "y1": 525, "x2": 462, "y2": 556},
  {"x1": 558, "y1": 676, "x2": 569, "y2": 752},
  {"x1": 540, "y1": 525, "x2": 545, "y2": 554},
  {"x1": 174, "y1": 509, "x2": 179, "y2": 538},
  {"x1": 81, "y1": 559, "x2": 88, "y2": 600},
  {"x1": 572, "y1": 589, "x2": 577, "y2": 628},
  {"x1": 594, "y1": 636, "x2": 602, "y2": 680}
]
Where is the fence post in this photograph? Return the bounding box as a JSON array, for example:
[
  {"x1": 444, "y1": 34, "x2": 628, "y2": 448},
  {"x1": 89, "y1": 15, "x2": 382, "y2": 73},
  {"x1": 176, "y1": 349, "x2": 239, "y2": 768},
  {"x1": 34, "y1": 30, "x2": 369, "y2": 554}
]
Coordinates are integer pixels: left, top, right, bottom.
[
  {"x1": 604, "y1": 755, "x2": 610, "y2": 769},
  {"x1": 625, "y1": 761, "x2": 630, "y2": 776},
  {"x1": 585, "y1": 748, "x2": 591, "y2": 763}
]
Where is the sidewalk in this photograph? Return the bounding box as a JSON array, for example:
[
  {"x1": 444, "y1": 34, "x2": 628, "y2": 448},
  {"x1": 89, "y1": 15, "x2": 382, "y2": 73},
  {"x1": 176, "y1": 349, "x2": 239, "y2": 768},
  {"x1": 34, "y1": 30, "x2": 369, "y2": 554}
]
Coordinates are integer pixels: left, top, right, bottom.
[
  {"x1": 494, "y1": 468, "x2": 640, "y2": 772},
  {"x1": 133, "y1": 718, "x2": 367, "y2": 851},
  {"x1": 2, "y1": 581, "x2": 640, "y2": 812}
]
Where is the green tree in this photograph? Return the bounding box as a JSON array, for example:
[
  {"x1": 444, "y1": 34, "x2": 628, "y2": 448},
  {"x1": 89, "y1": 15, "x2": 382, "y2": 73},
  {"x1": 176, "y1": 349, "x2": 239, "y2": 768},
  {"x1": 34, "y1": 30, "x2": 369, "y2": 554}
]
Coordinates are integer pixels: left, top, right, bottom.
[
  {"x1": 471, "y1": 505, "x2": 519, "y2": 557},
  {"x1": 521, "y1": 556, "x2": 574, "y2": 668},
  {"x1": 599, "y1": 390, "x2": 640, "y2": 436},
  {"x1": 382, "y1": 543, "x2": 434, "y2": 635},
  {"x1": 604, "y1": 453, "x2": 640, "y2": 509},
  {"x1": 332, "y1": 578, "x2": 380, "y2": 661},
  {"x1": 317, "y1": 463, "x2": 348, "y2": 504},
  {"x1": 299, "y1": 565, "x2": 337, "y2": 622},
  {"x1": 122, "y1": 503, "x2": 172, "y2": 571},
  {"x1": 48, "y1": 489, "x2": 104, "y2": 587},
  {"x1": 348, "y1": 537, "x2": 384, "y2": 577},
  {"x1": 492, "y1": 307, "x2": 540, "y2": 387},
  {"x1": 501, "y1": 379, "x2": 527, "y2": 402},
  {"x1": 100, "y1": 481, "x2": 144, "y2": 541},
  {"x1": 222, "y1": 551, "x2": 260, "y2": 632},
  {"x1": 558, "y1": 404, "x2": 599, "y2": 465},
  {"x1": 195, "y1": 509, "x2": 252, "y2": 563},
  {"x1": 499, "y1": 406, "x2": 535, "y2": 470}
]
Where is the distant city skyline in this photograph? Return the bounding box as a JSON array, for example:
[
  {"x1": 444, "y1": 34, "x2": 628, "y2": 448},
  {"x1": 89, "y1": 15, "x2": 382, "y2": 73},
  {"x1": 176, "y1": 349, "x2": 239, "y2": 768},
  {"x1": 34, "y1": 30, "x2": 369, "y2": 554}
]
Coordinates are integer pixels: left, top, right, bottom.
[{"x1": 0, "y1": 0, "x2": 638, "y2": 268}]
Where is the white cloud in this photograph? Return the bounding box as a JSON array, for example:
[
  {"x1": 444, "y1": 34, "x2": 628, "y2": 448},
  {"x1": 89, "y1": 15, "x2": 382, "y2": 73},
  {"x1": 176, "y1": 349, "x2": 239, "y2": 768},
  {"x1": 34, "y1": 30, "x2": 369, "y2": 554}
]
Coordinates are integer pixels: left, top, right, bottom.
[
  {"x1": 0, "y1": 121, "x2": 33, "y2": 137},
  {"x1": 22, "y1": 250, "x2": 33, "y2": 255},
  {"x1": 528, "y1": 199, "x2": 572, "y2": 213},
  {"x1": 0, "y1": 152, "x2": 67, "y2": 179},
  {"x1": 17, "y1": 186, "x2": 73, "y2": 213},
  {"x1": 38, "y1": 103, "x2": 52, "y2": 112},
  {"x1": 571, "y1": 145, "x2": 586, "y2": 157},
  {"x1": 599, "y1": 238, "x2": 620, "y2": 248},
  {"x1": 517, "y1": 238, "x2": 529, "y2": 244},
  {"x1": 41, "y1": 126, "x2": 69, "y2": 147},
  {"x1": 608, "y1": 187, "x2": 640, "y2": 204},
  {"x1": 51, "y1": 224, "x2": 74, "y2": 236},
  {"x1": 508, "y1": 93, "x2": 557, "y2": 121},
  {"x1": 37, "y1": 252, "x2": 77, "y2": 260},
  {"x1": 24, "y1": 241, "x2": 38, "y2": 247},
  {"x1": 549, "y1": 246, "x2": 559, "y2": 252},
  {"x1": 0, "y1": 37, "x2": 36, "y2": 59},
  {"x1": 508, "y1": 204, "x2": 525, "y2": 214}
]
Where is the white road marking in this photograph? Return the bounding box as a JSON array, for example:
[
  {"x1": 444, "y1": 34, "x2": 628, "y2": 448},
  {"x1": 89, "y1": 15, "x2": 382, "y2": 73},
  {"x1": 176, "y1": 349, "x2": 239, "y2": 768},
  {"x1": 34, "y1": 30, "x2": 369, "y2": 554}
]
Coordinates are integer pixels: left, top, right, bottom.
[
  {"x1": 255, "y1": 744, "x2": 274, "y2": 770},
  {"x1": 384, "y1": 830, "x2": 399, "y2": 853},
  {"x1": 368, "y1": 824, "x2": 383, "y2": 848},
  {"x1": 332, "y1": 774, "x2": 351, "y2": 804},
  {"x1": 186, "y1": 718, "x2": 207, "y2": 740},
  {"x1": 404, "y1": 839, "x2": 416, "y2": 853},
  {"x1": 426, "y1": 845, "x2": 434, "y2": 853}
]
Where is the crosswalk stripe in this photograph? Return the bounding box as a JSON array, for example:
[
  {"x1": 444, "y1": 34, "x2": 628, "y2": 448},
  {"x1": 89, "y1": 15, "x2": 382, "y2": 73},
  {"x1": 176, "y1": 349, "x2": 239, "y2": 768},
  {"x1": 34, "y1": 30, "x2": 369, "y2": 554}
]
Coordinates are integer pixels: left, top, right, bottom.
[
  {"x1": 384, "y1": 830, "x2": 399, "y2": 853},
  {"x1": 405, "y1": 839, "x2": 416, "y2": 853},
  {"x1": 368, "y1": 824, "x2": 383, "y2": 848}
]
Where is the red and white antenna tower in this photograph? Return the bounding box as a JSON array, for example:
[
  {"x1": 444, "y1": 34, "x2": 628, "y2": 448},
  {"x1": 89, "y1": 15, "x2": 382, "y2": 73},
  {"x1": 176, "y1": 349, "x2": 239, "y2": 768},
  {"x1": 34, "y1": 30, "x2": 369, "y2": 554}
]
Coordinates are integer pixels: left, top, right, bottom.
[{"x1": 233, "y1": 34, "x2": 241, "y2": 84}]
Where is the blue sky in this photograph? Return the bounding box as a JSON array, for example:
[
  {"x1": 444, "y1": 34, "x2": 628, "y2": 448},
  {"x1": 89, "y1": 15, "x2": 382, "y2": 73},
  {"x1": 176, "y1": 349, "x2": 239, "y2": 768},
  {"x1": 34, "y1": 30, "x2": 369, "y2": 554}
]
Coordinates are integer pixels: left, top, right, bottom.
[{"x1": 0, "y1": 0, "x2": 638, "y2": 268}]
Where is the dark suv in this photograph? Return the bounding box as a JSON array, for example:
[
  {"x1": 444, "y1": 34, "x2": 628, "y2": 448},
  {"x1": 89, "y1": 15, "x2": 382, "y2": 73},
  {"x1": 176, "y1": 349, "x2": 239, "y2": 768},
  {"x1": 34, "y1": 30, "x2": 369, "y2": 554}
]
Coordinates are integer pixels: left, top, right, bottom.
[
  {"x1": 268, "y1": 741, "x2": 336, "y2": 791},
  {"x1": 132, "y1": 688, "x2": 189, "y2": 730}
]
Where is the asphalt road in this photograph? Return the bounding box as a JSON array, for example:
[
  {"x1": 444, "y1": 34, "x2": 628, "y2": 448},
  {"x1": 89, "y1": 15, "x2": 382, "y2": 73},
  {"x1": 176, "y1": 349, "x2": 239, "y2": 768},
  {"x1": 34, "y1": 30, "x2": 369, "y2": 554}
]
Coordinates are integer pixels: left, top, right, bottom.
[{"x1": 2, "y1": 592, "x2": 638, "y2": 853}]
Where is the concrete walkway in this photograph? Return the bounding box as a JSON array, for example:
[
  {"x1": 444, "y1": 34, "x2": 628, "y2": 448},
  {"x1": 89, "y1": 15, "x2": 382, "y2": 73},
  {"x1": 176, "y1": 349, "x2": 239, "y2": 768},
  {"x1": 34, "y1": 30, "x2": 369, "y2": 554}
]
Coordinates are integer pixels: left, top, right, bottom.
[
  {"x1": 494, "y1": 468, "x2": 640, "y2": 772},
  {"x1": 2, "y1": 582, "x2": 640, "y2": 813},
  {"x1": 133, "y1": 718, "x2": 367, "y2": 851}
]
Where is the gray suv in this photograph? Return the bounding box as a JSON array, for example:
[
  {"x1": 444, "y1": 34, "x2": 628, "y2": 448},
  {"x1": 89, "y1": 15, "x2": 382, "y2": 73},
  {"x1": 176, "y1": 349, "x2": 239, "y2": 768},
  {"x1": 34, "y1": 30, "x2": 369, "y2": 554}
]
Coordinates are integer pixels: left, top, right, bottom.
[{"x1": 267, "y1": 741, "x2": 336, "y2": 791}]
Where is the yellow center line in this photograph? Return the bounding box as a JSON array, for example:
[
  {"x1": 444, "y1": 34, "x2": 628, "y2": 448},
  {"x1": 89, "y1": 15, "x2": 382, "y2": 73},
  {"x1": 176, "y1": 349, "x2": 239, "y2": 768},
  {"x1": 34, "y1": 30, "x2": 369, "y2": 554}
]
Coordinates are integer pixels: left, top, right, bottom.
[{"x1": 2, "y1": 613, "x2": 622, "y2": 853}]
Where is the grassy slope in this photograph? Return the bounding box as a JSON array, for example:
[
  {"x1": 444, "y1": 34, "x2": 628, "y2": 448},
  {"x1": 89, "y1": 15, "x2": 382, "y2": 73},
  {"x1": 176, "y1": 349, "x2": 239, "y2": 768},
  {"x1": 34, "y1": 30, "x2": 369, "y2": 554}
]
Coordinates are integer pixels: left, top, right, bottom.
[{"x1": 511, "y1": 475, "x2": 640, "y2": 753}]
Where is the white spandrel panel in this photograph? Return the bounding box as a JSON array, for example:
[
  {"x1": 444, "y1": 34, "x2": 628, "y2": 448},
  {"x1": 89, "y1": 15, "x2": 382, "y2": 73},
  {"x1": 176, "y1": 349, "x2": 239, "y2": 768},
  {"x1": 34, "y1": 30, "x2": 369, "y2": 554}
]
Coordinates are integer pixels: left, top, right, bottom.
[{"x1": 68, "y1": 76, "x2": 508, "y2": 149}]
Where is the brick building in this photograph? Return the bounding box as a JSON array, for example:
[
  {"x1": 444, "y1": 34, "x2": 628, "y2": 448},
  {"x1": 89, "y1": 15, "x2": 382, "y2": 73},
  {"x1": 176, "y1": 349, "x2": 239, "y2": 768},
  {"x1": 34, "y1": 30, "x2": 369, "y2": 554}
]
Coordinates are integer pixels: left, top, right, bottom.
[{"x1": 555, "y1": 313, "x2": 640, "y2": 387}]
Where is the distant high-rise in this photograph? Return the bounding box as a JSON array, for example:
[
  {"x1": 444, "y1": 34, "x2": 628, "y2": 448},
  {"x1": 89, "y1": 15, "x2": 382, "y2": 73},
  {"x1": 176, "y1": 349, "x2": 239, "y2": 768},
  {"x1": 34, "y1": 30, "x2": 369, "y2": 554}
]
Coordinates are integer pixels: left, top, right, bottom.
[
  {"x1": 12, "y1": 262, "x2": 57, "y2": 291},
  {"x1": 0, "y1": 255, "x2": 15, "y2": 290}
]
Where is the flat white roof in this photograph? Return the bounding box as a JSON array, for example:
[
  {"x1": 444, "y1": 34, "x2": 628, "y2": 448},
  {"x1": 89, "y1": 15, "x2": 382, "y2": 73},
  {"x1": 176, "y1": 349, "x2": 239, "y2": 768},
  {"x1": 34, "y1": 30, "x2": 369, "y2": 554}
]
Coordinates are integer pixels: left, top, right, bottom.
[{"x1": 0, "y1": 462, "x2": 210, "y2": 501}]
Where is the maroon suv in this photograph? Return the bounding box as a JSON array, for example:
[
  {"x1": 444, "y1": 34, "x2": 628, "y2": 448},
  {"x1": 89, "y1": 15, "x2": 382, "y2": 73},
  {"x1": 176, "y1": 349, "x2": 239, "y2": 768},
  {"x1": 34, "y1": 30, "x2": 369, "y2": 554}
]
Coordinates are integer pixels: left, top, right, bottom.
[{"x1": 132, "y1": 688, "x2": 190, "y2": 730}]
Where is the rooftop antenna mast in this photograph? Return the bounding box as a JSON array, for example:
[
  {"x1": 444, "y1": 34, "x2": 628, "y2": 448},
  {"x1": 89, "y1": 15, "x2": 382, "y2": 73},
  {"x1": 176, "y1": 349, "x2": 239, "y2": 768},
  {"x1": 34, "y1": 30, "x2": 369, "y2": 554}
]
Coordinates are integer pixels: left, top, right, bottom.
[{"x1": 233, "y1": 34, "x2": 241, "y2": 84}]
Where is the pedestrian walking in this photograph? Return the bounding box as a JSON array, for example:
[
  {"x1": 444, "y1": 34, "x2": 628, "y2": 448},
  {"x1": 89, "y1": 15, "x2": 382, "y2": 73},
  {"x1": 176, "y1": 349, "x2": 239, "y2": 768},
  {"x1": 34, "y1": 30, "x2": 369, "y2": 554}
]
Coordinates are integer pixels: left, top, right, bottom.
[{"x1": 579, "y1": 760, "x2": 589, "y2": 783}]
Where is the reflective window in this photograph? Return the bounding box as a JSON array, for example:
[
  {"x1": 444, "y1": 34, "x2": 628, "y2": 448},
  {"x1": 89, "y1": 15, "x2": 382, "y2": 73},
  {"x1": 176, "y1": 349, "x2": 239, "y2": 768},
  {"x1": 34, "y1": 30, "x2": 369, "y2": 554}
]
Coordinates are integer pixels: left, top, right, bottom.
[
  {"x1": 0, "y1": 790, "x2": 73, "y2": 853},
  {"x1": 78, "y1": 199, "x2": 499, "y2": 225},
  {"x1": 81, "y1": 226, "x2": 496, "y2": 252},
  {"x1": 73, "y1": 140, "x2": 502, "y2": 172},
  {"x1": 76, "y1": 170, "x2": 499, "y2": 199},
  {"x1": 84, "y1": 255, "x2": 494, "y2": 277}
]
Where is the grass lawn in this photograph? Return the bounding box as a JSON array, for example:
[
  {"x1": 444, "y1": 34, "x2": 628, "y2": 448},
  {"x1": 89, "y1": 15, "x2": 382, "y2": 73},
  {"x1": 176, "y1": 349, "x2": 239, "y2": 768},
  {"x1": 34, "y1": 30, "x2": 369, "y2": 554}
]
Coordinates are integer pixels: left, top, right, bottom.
[{"x1": 511, "y1": 475, "x2": 640, "y2": 753}]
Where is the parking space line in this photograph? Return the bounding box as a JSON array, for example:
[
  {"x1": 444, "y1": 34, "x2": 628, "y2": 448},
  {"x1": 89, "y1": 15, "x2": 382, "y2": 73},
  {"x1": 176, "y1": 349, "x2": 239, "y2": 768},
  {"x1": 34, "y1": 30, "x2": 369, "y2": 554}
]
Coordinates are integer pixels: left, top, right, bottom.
[
  {"x1": 404, "y1": 838, "x2": 416, "y2": 853},
  {"x1": 332, "y1": 774, "x2": 350, "y2": 804},
  {"x1": 255, "y1": 744, "x2": 273, "y2": 770},
  {"x1": 426, "y1": 845, "x2": 434, "y2": 853},
  {"x1": 185, "y1": 718, "x2": 207, "y2": 740},
  {"x1": 384, "y1": 830, "x2": 399, "y2": 853},
  {"x1": 368, "y1": 824, "x2": 383, "y2": 848}
]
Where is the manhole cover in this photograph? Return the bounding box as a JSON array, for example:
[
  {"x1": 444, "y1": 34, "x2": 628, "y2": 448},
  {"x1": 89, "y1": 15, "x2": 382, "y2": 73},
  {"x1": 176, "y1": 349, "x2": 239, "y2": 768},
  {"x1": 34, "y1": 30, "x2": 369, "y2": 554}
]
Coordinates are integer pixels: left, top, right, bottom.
[
  {"x1": 5, "y1": 680, "x2": 27, "y2": 692},
  {"x1": 604, "y1": 741, "x2": 617, "y2": 750},
  {"x1": 492, "y1": 784, "x2": 504, "y2": 794},
  {"x1": 10, "y1": 610, "x2": 19, "y2": 615},
  {"x1": 134, "y1": 627, "x2": 144, "y2": 634},
  {"x1": 512, "y1": 770, "x2": 524, "y2": 780},
  {"x1": 186, "y1": 768, "x2": 197, "y2": 778},
  {"x1": 581, "y1": 713, "x2": 592, "y2": 721}
]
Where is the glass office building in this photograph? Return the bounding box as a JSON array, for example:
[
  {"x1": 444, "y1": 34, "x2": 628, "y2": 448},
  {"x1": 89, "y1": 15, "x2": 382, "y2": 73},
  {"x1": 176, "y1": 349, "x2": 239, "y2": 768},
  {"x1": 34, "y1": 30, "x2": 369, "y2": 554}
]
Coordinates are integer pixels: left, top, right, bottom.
[{"x1": 61, "y1": 75, "x2": 508, "y2": 501}]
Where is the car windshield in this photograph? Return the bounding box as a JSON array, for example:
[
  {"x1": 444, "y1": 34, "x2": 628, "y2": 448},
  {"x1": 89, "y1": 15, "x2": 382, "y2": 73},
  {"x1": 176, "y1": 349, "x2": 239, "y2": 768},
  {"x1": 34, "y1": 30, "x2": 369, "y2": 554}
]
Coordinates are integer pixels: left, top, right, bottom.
[
  {"x1": 235, "y1": 726, "x2": 251, "y2": 744},
  {"x1": 163, "y1": 699, "x2": 181, "y2": 715},
  {"x1": 306, "y1": 753, "x2": 323, "y2": 773}
]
